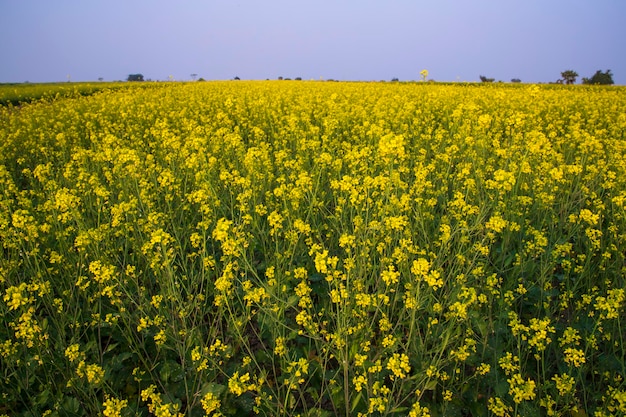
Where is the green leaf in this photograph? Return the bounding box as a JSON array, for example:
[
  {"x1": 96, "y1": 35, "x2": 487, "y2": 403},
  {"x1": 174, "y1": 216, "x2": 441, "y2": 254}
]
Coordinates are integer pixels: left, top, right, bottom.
[
  {"x1": 494, "y1": 379, "x2": 509, "y2": 397},
  {"x1": 104, "y1": 342, "x2": 119, "y2": 353},
  {"x1": 159, "y1": 360, "x2": 184, "y2": 383},
  {"x1": 424, "y1": 378, "x2": 438, "y2": 391},
  {"x1": 310, "y1": 273, "x2": 324, "y2": 282},
  {"x1": 34, "y1": 388, "x2": 51, "y2": 407},
  {"x1": 62, "y1": 396, "x2": 81, "y2": 414},
  {"x1": 201, "y1": 382, "x2": 227, "y2": 396},
  {"x1": 350, "y1": 391, "x2": 363, "y2": 413}
]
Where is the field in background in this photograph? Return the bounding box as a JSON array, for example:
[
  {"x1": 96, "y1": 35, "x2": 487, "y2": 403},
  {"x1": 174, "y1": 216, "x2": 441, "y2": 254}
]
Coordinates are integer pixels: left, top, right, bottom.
[
  {"x1": 1, "y1": 81, "x2": 625, "y2": 416},
  {"x1": 0, "y1": 82, "x2": 136, "y2": 107}
]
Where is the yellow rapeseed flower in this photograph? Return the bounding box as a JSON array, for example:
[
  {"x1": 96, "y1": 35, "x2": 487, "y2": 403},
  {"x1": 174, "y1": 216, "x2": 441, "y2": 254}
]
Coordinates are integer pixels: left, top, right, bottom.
[
  {"x1": 552, "y1": 373, "x2": 576, "y2": 396},
  {"x1": 387, "y1": 353, "x2": 410, "y2": 379},
  {"x1": 102, "y1": 396, "x2": 128, "y2": 417}
]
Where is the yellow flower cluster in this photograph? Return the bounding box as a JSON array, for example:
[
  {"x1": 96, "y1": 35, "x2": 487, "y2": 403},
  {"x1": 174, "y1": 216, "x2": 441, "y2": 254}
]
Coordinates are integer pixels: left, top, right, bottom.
[
  {"x1": 102, "y1": 396, "x2": 128, "y2": 417},
  {"x1": 3, "y1": 283, "x2": 32, "y2": 310},
  {"x1": 552, "y1": 373, "x2": 576, "y2": 396},
  {"x1": 201, "y1": 392, "x2": 222, "y2": 416},
  {"x1": 386, "y1": 353, "x2": 411, "y2": 379},
  {"x1": 285, "y1": 357, "x2": 309, "y2": 388},
  {"x1": 76, "y1": 361, "x2": 105, "y2": 385},
  {"x1": 228, "y1": 371, "x2": 257, "y2": 396},
  {"x1": 507, "y1": 373, "x2": 536, "y2": 403},
  {"x1": 508, "y1": 313, "x2": 555, "y2": 356},
  {"x1": 141, "y1": 385, "x2": 184, "y2": 417}
]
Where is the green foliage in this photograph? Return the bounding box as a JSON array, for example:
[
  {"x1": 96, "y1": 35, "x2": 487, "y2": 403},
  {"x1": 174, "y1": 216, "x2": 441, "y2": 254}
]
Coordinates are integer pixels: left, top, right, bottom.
[
  {"x1": 582, "y1": 69, "x2": 615, "y2": 85},
  {"x1": 127, "y1": 73, "x2": 145, "y2": 82},
  {"x1": 560, "y1": 70, "x2": 578, "y2": 85}
]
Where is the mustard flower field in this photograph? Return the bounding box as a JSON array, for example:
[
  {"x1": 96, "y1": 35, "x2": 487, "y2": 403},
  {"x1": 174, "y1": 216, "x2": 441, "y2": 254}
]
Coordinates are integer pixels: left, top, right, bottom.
[
  {"x1": 1, "y1": 81, "x2": 625, "y2": 416},
  {"x1": 0, "y1": 82, "x2": 128, "y2": 106}
]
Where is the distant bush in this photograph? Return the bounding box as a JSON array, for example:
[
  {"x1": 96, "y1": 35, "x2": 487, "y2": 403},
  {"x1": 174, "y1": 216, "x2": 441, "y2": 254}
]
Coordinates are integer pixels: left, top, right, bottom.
[
  {"x1": 582, "y1": 70, "x2": 614, "y2": 85},
  {"x1": 560, "y1": 70, "x2": 578, "y2": 85},
  {"x1": 127, "y1": 74, "x2": 144, "y2": 82}
]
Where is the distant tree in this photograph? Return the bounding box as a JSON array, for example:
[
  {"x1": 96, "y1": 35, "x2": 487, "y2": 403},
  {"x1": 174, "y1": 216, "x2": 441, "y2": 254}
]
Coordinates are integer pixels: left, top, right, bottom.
[
  {"x1": 98, "y1": 77, "x2": 104, "y2": 82},
  {"x1": 190, "y1": 73, "x2": 198, "y2": 81},
  {"x1": 233, "y1": 76, "x2": 240, "y2": 80},
  {"x1": 582, "y1": 70, "x2": 614, "y2": 85},
  {"x1": 127, "y1": 74, "x2": 144, "y2": 82},
  {"x1": 391, "y1": 77, "x2": 399, "y2": 82},
  {"x1": 560, "y1": 70, "x2": 578, "y2": 85},
  {"x1": 479, "y1": 75, "x2": 495, "y2": 83},
  {"x1": 197, "y1": 78, "x2": 206, "y2": 82},
  {"x1": 278, "y1": 76, "x2": 283, "y2": 80},
  {"x1": 511, "y1": 78, "x2": 521, "y2": 83},
  {"x1": 295, "y1": 77, "x2": 302, "y2": 81}
]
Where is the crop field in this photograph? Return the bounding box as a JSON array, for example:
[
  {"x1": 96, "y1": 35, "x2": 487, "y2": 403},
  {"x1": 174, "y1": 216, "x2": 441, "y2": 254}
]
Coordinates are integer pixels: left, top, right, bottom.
[
  {"x1": 0, "y1": 82, "x2": 130, "y2": 107},
  {"x1": 1, "y1": 81, "x2": 625, "y2": 416}
]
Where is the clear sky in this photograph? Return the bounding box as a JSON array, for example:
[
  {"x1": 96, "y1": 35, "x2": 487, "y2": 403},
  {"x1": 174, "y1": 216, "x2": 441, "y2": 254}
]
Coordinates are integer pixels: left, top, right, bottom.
[{"x1": 1, "y1": 0, "x2": 625, "y2": 84}]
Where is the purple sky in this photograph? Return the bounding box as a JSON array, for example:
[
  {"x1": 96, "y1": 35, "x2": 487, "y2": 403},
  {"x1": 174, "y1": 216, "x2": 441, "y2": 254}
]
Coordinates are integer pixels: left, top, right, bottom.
[{"x1": 1, "y1": 0, "x2": 625, "y2": 84}]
